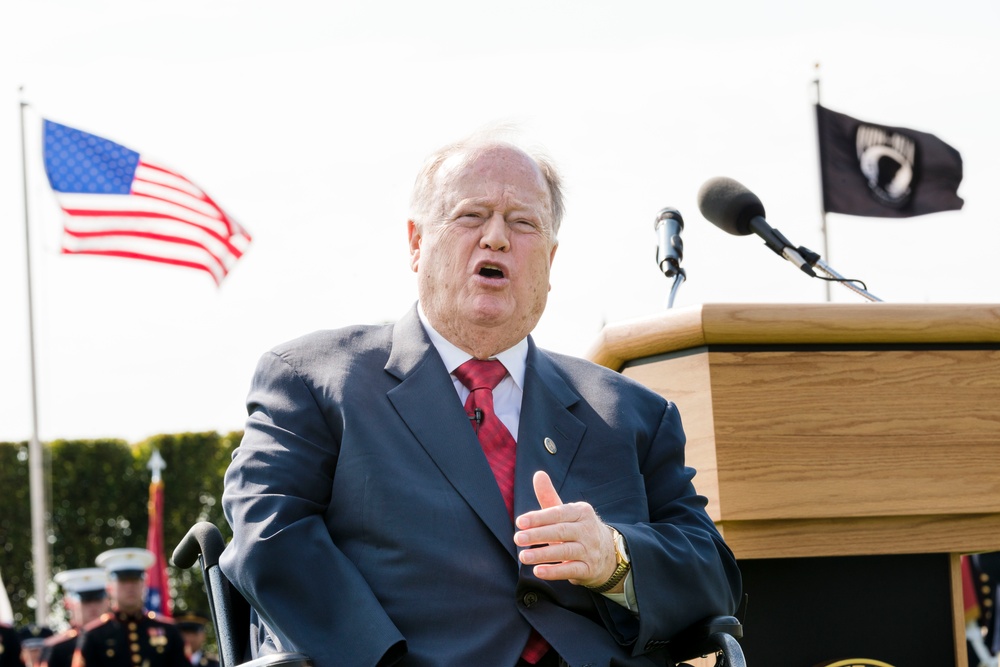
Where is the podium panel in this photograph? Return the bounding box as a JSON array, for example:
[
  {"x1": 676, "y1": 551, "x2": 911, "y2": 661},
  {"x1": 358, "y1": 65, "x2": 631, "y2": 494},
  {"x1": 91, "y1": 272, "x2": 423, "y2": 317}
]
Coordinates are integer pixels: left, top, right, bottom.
[{"x1": 587, "y1": 304, "x2": 1000, "y2": 666}]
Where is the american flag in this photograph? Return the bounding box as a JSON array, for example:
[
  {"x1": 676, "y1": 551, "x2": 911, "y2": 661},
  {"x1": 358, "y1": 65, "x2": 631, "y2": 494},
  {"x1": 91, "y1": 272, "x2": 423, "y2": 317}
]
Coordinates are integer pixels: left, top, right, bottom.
[{"x1": 42, "y1": 119, "x2": 251, "y2": 285}]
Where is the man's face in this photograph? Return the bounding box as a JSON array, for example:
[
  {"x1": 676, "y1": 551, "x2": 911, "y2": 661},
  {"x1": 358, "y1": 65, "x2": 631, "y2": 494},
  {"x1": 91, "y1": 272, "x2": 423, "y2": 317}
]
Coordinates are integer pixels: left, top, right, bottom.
[
  {"x1": 110, "y1": 577, "x2": 145, "y2": 613},
  {"x1": 181, "y1": 629, "x2": 205, "y2": 653},
  {"x1": 409, "y1": 145, "x2": 558, "y2": 354},
  {"x1": 78, "y1": 597, "x2": 109, "y2": 626}
]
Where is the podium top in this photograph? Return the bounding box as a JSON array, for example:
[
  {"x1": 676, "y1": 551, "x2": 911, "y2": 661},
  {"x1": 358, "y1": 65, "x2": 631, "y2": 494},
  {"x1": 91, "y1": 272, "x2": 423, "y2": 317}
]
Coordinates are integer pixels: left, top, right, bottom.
[{"x1": 587, "y1": 303, "x2": 1000, "y2": 371}]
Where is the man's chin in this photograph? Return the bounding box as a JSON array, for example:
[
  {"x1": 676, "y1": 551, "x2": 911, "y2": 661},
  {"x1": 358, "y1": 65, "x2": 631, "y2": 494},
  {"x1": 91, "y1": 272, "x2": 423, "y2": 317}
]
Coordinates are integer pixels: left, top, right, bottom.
[{"x1": 466, "y1": 304, "x2": 515, "y2": 329}]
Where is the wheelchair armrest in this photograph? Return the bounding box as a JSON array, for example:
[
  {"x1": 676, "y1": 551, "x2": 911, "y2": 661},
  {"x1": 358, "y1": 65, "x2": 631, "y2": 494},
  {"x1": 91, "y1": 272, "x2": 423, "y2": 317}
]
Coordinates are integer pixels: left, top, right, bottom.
[
  {"x1": 666, "y1": 615, "x2": 745, "y2": 667},
  {"x1": 234, "y1": 653, "x2": 313, "y2": 667}
]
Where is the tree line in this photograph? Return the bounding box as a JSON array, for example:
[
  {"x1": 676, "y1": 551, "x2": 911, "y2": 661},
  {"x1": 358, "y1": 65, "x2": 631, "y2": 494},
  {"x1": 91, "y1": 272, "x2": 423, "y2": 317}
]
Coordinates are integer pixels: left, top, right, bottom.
[{"x1": 0, "y1": 432, "x2": 240, "y2": 630}]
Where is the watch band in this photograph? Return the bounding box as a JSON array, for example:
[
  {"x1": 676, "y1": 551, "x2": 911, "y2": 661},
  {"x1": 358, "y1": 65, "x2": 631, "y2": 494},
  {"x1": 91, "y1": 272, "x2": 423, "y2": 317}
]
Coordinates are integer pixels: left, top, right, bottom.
[
  {"x1": 586, "y1": 527, "x2": 631, "y2": 593},
  {"x1": 587, "y1": 560, "x2": 630, "y2": 593}
]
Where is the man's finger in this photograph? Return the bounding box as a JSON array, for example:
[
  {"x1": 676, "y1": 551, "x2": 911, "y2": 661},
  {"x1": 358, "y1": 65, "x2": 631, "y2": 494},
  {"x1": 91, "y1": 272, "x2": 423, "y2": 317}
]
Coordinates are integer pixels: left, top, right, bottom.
[{"x1": 533, "y1": 470, "x2": 563, "y2": 509}]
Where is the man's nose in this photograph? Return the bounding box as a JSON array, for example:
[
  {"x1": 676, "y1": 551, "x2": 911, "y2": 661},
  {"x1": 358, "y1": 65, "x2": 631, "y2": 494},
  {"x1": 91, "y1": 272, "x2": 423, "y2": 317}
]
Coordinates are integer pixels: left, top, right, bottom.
[{"x1": 480, "y1": 213, "x2": 510, "y2": 251}]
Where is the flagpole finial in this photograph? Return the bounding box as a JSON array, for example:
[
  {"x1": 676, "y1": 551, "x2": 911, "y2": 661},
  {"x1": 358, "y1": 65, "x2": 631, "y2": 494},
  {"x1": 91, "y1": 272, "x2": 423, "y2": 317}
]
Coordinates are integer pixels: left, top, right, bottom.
[{"x1": 147, "y1": 449, "x2": 167, "y2": 484}]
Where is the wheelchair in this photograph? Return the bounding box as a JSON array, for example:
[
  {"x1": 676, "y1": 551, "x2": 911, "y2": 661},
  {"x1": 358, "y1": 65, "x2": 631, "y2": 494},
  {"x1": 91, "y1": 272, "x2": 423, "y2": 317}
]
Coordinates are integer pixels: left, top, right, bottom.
[{"x1": 173, "y1": 522, "x2": 745, "y2": 667}]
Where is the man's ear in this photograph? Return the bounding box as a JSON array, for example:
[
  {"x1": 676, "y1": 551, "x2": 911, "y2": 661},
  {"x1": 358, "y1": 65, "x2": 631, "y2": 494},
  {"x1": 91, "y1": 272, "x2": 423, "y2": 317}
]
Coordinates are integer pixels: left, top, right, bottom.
[
  {"x1": 547, "y1": 242, "x2": 558, "y2": 291},
  {"x1": 407, "y1": 220, "x2": 421, "y2": 272}
]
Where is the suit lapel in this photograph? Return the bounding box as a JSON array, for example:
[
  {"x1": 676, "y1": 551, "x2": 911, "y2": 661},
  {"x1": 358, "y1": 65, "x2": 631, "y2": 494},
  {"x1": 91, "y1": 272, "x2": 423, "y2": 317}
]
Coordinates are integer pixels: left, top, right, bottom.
[
  {"x1": 385, "y1": 307, "x2": 516, "y2": 556},
  {"x1": 513, "y1": 343, "x2": 587, "y2": 519}
]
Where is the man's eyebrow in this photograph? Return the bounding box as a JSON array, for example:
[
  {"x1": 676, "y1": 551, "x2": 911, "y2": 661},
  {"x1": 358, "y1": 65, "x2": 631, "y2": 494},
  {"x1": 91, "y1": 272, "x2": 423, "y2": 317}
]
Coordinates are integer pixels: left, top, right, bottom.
[{"x1": 452, "y1": 197, "x2": 543, "y2": 213}]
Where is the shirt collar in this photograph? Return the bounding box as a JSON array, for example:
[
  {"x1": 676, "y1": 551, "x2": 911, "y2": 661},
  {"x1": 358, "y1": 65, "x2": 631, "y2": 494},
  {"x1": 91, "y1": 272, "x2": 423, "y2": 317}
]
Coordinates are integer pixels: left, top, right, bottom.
[{"x1": 417, "y1": 303, "x2": 527, "y2": 390}]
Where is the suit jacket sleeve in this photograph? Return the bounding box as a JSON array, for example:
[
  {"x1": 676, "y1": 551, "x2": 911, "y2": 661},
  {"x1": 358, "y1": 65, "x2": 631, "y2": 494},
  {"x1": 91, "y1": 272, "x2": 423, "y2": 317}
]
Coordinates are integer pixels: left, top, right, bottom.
[
  {"x1": 517, "y1": 351, "x2": 741, "y2": 661},
  {"x1": 611, "y1": 400, "x2": 741, "y2": 655},
  {"x1": 219, "y1": 349, "x2": 405, "y2": 667}
]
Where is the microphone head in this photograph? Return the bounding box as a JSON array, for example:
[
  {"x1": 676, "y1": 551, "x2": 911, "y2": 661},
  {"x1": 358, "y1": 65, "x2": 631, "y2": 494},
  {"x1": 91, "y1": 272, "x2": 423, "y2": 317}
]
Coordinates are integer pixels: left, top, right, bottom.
[
  {"x1": 696, "y1": 177, "x2": 766, "y2": 236},
  {"x1": 654, "y1": 207, "x2": 684, "y2": 230}
]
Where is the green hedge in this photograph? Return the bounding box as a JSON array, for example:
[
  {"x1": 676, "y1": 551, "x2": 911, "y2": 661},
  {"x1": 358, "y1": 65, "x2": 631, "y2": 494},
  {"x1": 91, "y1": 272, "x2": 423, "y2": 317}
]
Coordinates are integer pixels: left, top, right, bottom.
[{"x1": 0, "y1": 432, "x2": 240, "y2": 631}]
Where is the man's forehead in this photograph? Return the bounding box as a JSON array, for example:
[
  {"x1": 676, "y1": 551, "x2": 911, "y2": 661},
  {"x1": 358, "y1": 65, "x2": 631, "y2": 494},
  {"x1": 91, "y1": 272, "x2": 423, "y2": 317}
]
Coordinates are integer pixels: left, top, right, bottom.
[
  {"x1": 436, "y1": 145, "x2": 551, "y2": 210},
  {"x1": 438, "y1": 144, "x2": 541, "y2": 183}
]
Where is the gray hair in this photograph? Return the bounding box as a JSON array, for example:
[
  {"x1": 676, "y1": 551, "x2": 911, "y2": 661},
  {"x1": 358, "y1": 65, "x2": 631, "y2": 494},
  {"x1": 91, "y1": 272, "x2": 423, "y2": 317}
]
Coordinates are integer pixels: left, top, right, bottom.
[{"x1": 408, "y1": 128, "x2": 564, "y2": 238}]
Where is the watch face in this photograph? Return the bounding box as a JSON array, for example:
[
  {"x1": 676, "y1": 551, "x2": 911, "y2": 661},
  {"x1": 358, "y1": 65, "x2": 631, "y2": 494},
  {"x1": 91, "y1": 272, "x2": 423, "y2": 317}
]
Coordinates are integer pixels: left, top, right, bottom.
[{"x1": 615, "y1": 532, "x2": 630, "y2": 564}]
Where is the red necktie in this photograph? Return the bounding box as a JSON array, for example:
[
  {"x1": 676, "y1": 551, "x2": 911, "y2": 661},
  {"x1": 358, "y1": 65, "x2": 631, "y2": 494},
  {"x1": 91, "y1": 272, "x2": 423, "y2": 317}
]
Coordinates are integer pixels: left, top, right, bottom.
[
  {"x1": 452, "y1": 359, "x2": 550, "y2": 665},
  {"x1": 453, "y1": 359, "x2": 516, "y2": 518}
]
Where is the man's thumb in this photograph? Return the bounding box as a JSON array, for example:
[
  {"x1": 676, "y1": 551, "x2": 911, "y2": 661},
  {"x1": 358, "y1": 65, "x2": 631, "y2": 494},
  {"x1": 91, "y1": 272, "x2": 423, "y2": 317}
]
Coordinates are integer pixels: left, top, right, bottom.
[{"x1": 533, "y1": 470, "x2": 562, "y2": 509}]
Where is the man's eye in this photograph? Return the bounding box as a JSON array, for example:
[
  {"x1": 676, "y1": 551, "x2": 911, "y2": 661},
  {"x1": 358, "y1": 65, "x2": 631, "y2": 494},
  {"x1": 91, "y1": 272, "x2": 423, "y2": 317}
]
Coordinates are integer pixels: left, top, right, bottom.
[{"x1": 512, "y1": 220, "x2": 537, "y2": 231}]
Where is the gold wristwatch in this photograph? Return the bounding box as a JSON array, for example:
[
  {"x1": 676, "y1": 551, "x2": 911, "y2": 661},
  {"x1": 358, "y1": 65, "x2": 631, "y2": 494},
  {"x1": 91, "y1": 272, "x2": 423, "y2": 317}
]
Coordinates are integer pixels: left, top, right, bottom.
[{"x1": 586, "y1": 526, "x2": 630, "y2": 593}]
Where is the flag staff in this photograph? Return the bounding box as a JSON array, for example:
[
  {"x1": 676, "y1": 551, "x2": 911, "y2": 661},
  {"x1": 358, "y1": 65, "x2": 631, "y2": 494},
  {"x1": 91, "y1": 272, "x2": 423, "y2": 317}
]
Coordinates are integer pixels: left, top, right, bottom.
[
  {"x1": 813, "y1": 64, "x2": 832, "y2": 303},
  {"x1": 19, "y1": 88, "x2": 50, "y2": 626}
]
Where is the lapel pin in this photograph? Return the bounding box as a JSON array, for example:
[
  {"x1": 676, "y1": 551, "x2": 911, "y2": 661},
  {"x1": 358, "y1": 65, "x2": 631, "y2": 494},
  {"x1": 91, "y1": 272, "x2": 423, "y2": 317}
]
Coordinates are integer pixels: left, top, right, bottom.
[{"x1": 543, "y1": 437, "x2": 557, "y2": 455}]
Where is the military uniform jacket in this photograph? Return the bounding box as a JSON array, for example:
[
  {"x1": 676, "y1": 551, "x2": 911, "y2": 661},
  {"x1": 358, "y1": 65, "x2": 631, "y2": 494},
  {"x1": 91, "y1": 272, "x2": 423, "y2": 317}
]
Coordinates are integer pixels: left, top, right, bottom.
[
  {"x1": 0, "y1": 624, "x2": 23, "y2": 667},
  {"x1": 40, "y1": 630, "x2": 79, "y2": 667},
  {"x1": 73, "y1": 612, "x2": 187, "y2": 667}
]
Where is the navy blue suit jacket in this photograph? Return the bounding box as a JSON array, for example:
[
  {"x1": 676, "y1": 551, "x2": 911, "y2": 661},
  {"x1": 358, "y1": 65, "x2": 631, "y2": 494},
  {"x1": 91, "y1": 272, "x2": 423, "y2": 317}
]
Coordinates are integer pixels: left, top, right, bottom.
[{"x1": 220, "y1": 306, "x2": 740, "y2": 667}]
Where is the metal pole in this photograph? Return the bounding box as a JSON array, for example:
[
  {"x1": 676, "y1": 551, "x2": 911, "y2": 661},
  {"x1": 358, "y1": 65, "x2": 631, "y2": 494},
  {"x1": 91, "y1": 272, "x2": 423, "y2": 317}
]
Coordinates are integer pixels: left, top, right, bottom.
[
  {"x1": 813, "y1": 64, "x2": 832, "y2": 303},
  {"x1": 19, "y1": 89, "x2": 50, "y2": 626}
]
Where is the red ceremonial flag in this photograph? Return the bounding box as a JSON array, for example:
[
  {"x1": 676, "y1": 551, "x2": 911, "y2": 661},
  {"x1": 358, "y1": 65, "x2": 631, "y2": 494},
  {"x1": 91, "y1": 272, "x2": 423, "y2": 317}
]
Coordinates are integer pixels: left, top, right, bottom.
[
  {"x1": 145, "y1": 450, "x2": 171, "y2": 616},
  {"x1": 42, "y1": 119, "x2": 251, "y2": 285},
  {"x1": 962, "y1": 555, "x2": 980, "y2": 623}
]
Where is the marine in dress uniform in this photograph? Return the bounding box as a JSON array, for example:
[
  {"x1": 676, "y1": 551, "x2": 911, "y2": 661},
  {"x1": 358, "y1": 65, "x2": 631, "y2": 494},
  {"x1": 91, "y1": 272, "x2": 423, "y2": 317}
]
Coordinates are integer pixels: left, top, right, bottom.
[
  {"x1": 0, "y1": 623, "x2": 24, "y2": 667},
  {"x1": 72, "y1": 549, "x2": 187, "y2": 667},
  {"x1": 172, "y1": 616, "x2": 217, "y2": 667},
  {"x1": 18, "y1": 626, "x2": 53, "y2": 667},
  {"x1": 40, "y1": 569, "x2": 110, "y2": 667}
]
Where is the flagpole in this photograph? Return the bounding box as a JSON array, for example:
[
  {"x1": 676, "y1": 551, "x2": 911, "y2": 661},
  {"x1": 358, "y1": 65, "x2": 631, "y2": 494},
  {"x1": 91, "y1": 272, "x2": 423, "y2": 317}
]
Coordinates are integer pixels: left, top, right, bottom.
[
  {"x1": 813, "y1": 64, "x2": 832, "y2": 303},
  {"x1": 19, "y1": 89, "x2": 50, "y2": 626}
]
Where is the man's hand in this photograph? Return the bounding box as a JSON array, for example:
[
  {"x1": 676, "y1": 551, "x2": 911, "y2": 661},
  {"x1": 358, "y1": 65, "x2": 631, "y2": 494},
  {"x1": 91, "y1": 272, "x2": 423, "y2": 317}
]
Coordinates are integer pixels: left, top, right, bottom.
[{"x1": 513, "y1": 470, "x2": 623, "y2": 593}]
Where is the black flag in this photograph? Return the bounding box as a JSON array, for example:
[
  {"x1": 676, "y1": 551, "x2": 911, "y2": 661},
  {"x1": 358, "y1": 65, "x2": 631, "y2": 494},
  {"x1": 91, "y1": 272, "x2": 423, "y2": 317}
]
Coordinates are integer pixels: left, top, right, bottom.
[{"x1": 816, "y1": 104, "x2": 963, "y2": 218}]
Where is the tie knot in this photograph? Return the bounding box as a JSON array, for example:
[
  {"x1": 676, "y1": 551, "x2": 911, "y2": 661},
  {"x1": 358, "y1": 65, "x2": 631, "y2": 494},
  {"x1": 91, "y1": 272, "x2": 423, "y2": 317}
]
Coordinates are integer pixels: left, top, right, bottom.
[{"x1": 454, "y1": 359, "x2": 508, "y2": 391}]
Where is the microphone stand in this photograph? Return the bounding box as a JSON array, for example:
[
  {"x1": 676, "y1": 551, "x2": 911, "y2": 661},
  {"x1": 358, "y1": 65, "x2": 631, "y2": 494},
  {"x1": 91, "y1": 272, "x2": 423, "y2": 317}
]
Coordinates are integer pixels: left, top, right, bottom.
[
  {"x1": 666, "y1": 268, "x2": 686, "y2": 309},
  {"x1": 796, "y1": 246, "x2": 882, "y2": 302}
]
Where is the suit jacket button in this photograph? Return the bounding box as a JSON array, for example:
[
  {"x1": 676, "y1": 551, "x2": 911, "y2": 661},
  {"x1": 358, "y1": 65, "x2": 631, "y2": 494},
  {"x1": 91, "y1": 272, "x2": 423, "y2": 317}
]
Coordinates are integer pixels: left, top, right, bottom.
[{"x1": 522, "y1": 592, "x2": 539, "y2": 608}]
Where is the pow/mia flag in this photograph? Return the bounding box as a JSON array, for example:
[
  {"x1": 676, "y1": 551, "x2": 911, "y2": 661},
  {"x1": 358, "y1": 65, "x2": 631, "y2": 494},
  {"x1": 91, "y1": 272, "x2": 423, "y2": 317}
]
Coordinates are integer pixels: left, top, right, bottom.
[{"x1": 816, "y1": 104, "x2": 964, "y2": 217}]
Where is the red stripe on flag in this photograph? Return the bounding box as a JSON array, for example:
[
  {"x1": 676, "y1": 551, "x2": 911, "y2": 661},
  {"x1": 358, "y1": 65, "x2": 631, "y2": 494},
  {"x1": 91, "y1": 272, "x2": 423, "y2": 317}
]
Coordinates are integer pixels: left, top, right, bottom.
[
  {"x1": 62, "y1": 248, "x2": 223, "y2": 286},
  {"x1": 61, "y1": 207, "x2": 246, "y2": 259},
  {"x1": 63, "y1": 225, "x2": 234, "y2": 274}
]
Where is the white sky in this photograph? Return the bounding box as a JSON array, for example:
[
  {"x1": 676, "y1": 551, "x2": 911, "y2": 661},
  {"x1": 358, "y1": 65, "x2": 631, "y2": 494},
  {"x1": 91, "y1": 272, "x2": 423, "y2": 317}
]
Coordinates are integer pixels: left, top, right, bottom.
[{"x1": 1, "y1": 0, "x2": 997, "y2": 443}]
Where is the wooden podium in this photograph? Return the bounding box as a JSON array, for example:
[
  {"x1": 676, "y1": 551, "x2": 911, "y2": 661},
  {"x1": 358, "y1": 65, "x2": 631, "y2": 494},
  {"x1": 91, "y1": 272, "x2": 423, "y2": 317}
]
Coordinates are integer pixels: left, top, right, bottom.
[{"x1": 587, "y1": 303, "x2": 1000, "y2": 666}]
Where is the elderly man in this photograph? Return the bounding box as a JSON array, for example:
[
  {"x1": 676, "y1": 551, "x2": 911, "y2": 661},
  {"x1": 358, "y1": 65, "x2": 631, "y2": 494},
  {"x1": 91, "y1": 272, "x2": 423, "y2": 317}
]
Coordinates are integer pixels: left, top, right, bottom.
[
  {"x1": 72, "y1": 549, "x2": 187, "y2": 667},
  {"x1": 220, "y1": 132, "x2": 741, "y2": 666}
]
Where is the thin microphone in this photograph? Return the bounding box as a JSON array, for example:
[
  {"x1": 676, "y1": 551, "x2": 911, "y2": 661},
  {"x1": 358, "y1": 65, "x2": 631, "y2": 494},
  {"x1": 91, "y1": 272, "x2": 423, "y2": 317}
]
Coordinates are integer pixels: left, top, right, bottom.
[
  {"x1": 654, "y1": 208, "x2": 684, "y2": 278},
  {"x1": 696, "y1": 177, "x2": 817, "y2": 277}
]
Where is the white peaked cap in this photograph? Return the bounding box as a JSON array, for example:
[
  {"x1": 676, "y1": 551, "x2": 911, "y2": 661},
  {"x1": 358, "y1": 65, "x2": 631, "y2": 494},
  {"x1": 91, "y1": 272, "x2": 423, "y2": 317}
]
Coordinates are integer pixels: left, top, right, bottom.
[
  {"x1": 95, "y1": 548, "x2": 155, "y2": 576},
  {"x1": 54, "y1": 568, "x2": 107, "y2": 594}
]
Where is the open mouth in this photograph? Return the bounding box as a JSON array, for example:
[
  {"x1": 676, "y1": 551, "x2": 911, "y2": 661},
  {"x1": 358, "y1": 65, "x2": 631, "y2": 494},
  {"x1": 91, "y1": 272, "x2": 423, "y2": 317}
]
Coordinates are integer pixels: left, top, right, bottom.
[{"x1": 479, "y1": 265, "x2": 505, "y2": 279}]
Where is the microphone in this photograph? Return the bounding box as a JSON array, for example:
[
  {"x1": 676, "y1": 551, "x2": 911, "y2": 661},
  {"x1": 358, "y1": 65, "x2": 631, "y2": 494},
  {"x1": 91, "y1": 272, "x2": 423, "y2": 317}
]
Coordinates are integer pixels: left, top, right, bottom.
[
  {"x1": 654, "y1": 208, "x2": 684, "y2": 278},
  {"x1": 696, "y1": 177, "x2": 817, "y2": 277}
]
